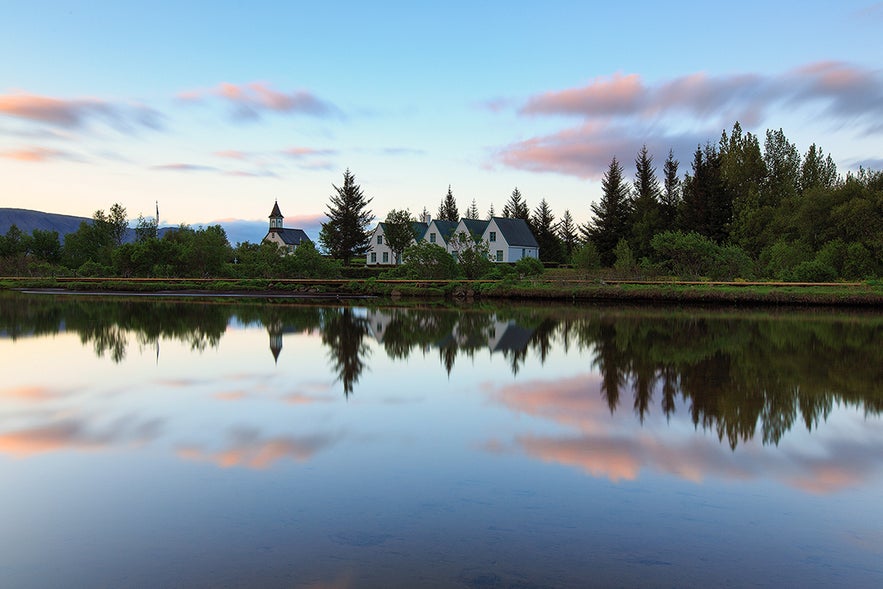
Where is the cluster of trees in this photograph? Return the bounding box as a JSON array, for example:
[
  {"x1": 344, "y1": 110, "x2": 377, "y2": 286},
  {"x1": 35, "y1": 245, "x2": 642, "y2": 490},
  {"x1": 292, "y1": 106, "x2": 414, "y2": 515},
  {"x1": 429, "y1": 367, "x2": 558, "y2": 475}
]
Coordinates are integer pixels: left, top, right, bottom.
[
  {"x1": 3, "y1": 123, "x2": 880, "y2": 281},
  {"x1": 0, "y1": 204, "x2": 339, "y2": 279}
]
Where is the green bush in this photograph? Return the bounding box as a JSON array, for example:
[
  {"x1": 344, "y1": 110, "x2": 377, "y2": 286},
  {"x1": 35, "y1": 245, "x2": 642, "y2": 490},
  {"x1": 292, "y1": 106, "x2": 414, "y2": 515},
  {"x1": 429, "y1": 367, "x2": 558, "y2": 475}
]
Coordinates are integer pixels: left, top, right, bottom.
[
  {"x1": 791, "y1": 259, "x2": 837, "y2": 282},
  {"x1": 389, "y1": 242, "x2": 461, "y2": 280},
  {"x1": 514, "y1": 256, "x2": 544, "y2": 277},
  {"x1": 572, "y1": 242, "x2": 600, "y2": 272}
]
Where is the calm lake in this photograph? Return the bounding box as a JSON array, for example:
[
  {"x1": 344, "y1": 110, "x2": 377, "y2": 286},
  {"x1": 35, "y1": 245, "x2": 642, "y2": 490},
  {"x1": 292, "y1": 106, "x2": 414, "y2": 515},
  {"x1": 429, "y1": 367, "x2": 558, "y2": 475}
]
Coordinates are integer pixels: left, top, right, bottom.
[{"x1": 1, "y1": 291, "x2": 881, "y2": 588}]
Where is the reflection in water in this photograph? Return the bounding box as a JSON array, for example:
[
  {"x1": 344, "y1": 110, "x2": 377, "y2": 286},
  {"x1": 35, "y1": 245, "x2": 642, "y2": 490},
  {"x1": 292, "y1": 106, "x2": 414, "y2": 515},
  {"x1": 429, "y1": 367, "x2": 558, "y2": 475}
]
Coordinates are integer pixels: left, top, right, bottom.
[
  {"x1": 2, "y1": 292, "x2": 883, "y2": 587},
  {"x1": 2, "y1": 292, "x2": 881, "y2": 447}
]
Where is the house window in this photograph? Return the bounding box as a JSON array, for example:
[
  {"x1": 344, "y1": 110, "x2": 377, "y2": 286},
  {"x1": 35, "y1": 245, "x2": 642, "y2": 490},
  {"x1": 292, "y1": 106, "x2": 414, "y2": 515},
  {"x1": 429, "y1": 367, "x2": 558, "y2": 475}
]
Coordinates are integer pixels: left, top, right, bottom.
[
  {"x1": 430, "y1": 232, "x2": 436, "y2": 243},
  {"x1": 382, "y1": 252, "x2": 389, "y2": 263},
  {"x1": 489, "y1": 231, "x2": 496, "y2": 242},
  {"x1": 370, "y1": 252, "x2": 376, "y2": 263},
  {"x1": 496, "y1": 250, "x2": 503, "y2": 262},
  {"x1": 288, "y1": 245, "x2": 294, "y2": 253},
  {"x1": 522, "y1": 248, "x2": 526, "y2": 258},
  {"x1": 377, "y1": 234, "x2": 383, "y2": 245}
]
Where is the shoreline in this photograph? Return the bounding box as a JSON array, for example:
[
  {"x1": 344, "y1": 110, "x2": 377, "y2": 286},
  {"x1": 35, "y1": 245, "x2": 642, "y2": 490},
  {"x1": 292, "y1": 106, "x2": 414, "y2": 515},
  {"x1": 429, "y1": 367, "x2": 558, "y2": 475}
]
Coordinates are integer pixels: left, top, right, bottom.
[{"x1": 3, "y1": 277, "x2": 882, "y2": 308}]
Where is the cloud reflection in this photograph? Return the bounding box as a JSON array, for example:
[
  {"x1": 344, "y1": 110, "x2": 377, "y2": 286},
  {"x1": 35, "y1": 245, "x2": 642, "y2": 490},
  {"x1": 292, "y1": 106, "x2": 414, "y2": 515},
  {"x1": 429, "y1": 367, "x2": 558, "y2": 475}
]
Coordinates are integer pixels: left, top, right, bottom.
[
  {"x1": 487, "y1": 374, "x2": 883, "y2": 494},
  {"x1": 0, "y1": 416, "x2": 163, "y2": 458},
  {"x1": 177, "y1": 427, "x2": 339, "y2": 469}
]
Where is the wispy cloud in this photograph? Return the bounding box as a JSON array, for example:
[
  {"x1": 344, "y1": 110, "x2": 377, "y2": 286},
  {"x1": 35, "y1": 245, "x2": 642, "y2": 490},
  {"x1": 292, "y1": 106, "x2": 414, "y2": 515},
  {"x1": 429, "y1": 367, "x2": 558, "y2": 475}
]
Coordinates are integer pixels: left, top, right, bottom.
[
  {"x1": 178, "y1": 81, "x2": 342, "y2": 121},
  {"x1": 498, "y1": 61, "x2": 883, "y2": 178},
  {"x1": 176, "y1": 427, "x2": 339, "y2": 469},
  {"x1": 281, "y1": 146, "x2": 337, "y2": 158},
  {"x1": 0, "y1": 91, "x2": 164, "y2": 132},
  {"x1": 0, "y1": 146, "x2": 81, "y2": 163},
  {"x1": 151, "y1": 163, "x2": 218, "y2": 172}
]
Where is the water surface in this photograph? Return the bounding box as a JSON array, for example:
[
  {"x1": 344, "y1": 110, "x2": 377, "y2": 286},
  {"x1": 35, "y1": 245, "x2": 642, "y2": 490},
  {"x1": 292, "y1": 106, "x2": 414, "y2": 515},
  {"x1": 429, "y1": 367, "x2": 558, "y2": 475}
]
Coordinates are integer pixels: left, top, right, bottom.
[{"x1": 1, "y1": 292, "x2": 881, "y2": 587}]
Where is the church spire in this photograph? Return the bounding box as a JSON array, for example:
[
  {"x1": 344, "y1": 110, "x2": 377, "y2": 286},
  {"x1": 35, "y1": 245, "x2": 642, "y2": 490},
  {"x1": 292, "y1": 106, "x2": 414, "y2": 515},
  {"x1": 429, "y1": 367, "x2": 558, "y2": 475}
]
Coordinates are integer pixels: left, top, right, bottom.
[{"x1": 269, "y1": 200, "x2": 283, "y2": 232}]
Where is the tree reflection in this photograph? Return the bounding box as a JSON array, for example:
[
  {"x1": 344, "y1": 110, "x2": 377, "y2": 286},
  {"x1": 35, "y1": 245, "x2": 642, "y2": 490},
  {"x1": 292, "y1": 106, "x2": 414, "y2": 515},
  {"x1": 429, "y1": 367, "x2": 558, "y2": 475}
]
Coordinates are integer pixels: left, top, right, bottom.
[
  {"x1": 2, "y1": 292, "x2": 881, "y2": 446},
  {"x1": 321, "y1": 307, "x2": 370, "y2": 397}
]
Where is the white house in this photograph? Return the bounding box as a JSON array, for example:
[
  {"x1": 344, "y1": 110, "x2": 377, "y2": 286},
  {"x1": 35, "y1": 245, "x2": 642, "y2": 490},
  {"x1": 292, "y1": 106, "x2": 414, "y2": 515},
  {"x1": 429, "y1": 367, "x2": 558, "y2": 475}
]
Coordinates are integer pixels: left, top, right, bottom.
[
  {"x1": 366, "y1": 219, "x2": 429, "y2": 265},
  {"x1": 422, "y1": 219, "x2": 459, "y2": 253},
  {"x1": 482, "y1": 217, "x2": 539, "y2": 263},
  {"x1": 262, "y1": 201, "x2": 311, "y2": 254},
  {"x1": 366, "y1": 214, "x2": 539, "y2": 265}
]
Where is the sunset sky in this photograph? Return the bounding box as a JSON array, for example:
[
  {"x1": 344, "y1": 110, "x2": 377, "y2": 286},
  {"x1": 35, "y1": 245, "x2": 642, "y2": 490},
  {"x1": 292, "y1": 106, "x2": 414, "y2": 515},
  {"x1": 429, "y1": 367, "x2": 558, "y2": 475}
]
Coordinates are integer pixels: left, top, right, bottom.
[{"x1": 2, "y1": 0, "x2": 882, "y2": 240}]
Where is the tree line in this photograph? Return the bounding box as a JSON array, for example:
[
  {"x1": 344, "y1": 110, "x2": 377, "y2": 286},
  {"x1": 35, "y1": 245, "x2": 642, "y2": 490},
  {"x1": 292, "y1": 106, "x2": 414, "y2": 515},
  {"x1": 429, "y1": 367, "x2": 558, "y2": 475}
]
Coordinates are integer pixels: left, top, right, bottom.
[{"x1": 2, "y1": 122, "x2": 880, "y2": 280}]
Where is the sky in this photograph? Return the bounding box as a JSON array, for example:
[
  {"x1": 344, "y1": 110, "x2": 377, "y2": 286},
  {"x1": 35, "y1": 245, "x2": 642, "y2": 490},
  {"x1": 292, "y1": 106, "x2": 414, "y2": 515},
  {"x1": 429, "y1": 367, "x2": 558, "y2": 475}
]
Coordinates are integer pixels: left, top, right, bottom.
[{"x1": 1, "y1": 0, "x2": 882, "y2": 242}]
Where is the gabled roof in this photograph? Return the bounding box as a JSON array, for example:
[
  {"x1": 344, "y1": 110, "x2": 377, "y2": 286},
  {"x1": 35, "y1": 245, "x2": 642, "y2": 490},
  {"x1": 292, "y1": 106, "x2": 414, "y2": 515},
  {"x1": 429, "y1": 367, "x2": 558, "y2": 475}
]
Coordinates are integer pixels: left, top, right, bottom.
[
  {"x1": 460, "y1": 218, "x2": 489, "y2": 237},
  {"x1": 377, "y1": 221, "x2": 428, "y2": 241},
  {"x1": 427, "y1": 220, "x2": 458, "y2": 243},
  {"x1": 269, "y1": 201, "x2": 283, "y2": 218},
  {"x1": 492, "y1": 217, "x2": 538, "y2": 247},
  {"x1": 276, "y1": 228, "x2": 310, "y2": 246}
]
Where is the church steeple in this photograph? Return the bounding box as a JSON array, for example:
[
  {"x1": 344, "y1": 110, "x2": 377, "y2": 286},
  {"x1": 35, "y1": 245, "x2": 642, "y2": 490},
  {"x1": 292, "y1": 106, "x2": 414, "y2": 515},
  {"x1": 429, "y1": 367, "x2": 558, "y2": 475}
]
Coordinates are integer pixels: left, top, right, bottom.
[{"x1": 269, "y1": 200, "x2": 283, "y2": 232}]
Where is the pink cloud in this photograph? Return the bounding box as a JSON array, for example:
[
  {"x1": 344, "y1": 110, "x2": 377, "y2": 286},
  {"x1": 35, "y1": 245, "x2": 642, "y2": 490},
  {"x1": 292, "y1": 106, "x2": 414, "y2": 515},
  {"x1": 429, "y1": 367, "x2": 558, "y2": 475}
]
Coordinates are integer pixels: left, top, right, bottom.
[
  {"x1": 522, "y1": 72, "x2": 644, "y2": 117},
  {"x1": 214, "y1": 149, "x2": 249, "y2": 160},
  {"x1": 495, "y1": 122, "x2": 705, "y2": 179},
  {"x1": 151, "y1": 163, "x2": 218, "y2": 172},
  {"x1": 281, "y1": 146, "x2": 337, "y2": 158},
  {"x1": 500, "y1": 62, "x2": 883, "y2": 178},
  {"x1": 176, "y1": 428, "x2": 338, "y2": 469},
  {"x1": 0, "y1": 147, "x2": 76, "y2": 163},
  {"x1": 0, "y1": 91, "x2": 163, "y2": 131},
  {"x1": 179, "y1": 81, "x2": 341, "y2": 120}
]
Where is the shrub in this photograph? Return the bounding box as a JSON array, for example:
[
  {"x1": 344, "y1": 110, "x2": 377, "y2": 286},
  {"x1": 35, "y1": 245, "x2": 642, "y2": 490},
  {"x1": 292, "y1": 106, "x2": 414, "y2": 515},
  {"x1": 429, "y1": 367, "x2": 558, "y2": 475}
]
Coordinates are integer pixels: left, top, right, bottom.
[
  {"x1": 514, "y1": 256, "x2": 544, "y2": 277},
  {"x1": 791, "y1": 259, "x2": 837, "y2": 282},
  {"x1": 393, "y1": 242, "x2": 461, "y2": 280},
  {"x1": 572, "y1": 242, "x2": 601, "y2": 273}
]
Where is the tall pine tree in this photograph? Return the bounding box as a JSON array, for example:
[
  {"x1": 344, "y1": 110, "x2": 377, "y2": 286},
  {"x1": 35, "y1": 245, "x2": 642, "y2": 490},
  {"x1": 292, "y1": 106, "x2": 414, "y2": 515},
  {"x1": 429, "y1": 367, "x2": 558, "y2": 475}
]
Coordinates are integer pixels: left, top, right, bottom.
[
  {"x1": 437, "y1": 185, "x2": 459, "y2": 221},
  {"x1": 319, "y1": 168, "x2": 373, "y2": 265},
  {"x1": 531, "y1": 198, "x2": 564, "y2": 263},
  {"x1": 661, "y1": 149, "x2": 681, "y2": 231},
  {"x1": 502, "y1": 187, "x2": 530, "y2": 220},
  {"x1": 630, "y1": 145, "x2": 662, "y2": 259},
  {"x1": 583, "y1": 156, "x2": 631, "y2": 266},
  {"x1": 557, "y1": 209, "x2": 578, "y2": 259}
]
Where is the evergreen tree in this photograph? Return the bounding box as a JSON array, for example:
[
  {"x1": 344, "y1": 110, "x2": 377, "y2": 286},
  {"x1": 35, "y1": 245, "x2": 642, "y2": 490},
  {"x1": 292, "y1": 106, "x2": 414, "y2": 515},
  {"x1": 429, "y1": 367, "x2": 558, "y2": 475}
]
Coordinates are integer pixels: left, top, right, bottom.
[
  {"x1": 557, "y1": 209, "x2": 579, "y2": 259},
  {"x1": 486, "y1": 203, "x2": 496, "y2": 220},
  {"x1": 630, "y1": 145, "x2": 662, "y2": 259},
  {"x1": 679, "y1": 143, "x2": 732, "y2": 243},
  {"x1": 502, "y1": 187, "x2": 530, "y2": 220},
  {"x1": 531, "y1": 198, "x2": 564, "y2": 263},
  {"x1": 319, "y1": 169, "x2": 374, "y2": 265},
  {"x1": 583, "y1": 156, "x2": 631, "y2": 266},
  {"x1": 437, "y1": 185, "x2": 459, "y2": 221},
  {"x1": 720, "y1": 122, "x2": 768, "y2": 255},
  {"x1": 466, "y1": 198, "x2": 480, "y2": 220},
  {"x1": 661, "y1": 149, "x2": 681, "y2": 230}
]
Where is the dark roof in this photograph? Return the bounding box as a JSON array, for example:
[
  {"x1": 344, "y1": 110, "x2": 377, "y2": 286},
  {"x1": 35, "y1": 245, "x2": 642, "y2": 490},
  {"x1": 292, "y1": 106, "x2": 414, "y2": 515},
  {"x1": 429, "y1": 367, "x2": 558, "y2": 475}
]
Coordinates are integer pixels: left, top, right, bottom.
[
  {"x1": 377, "y1": 221, "x2": 428, "y2": 241},
  {"x1": 491, "y1": 323, "x2": 534, "y2": 353},
  {"x1": 428, "y1": 220, "x2": 458, "y2": 243},
  {"x1": 269, "y1": 201, "x2": 283, "y2": 218},
  {"x1": 460, "y1": 218, "x2": 489, "y2": 237},
  {"x1": 276, "y1": 228, "x2": 310, "y2": 246},
  {"x1": 492, "y1": 217, "x2": 538, "y2": 247}
]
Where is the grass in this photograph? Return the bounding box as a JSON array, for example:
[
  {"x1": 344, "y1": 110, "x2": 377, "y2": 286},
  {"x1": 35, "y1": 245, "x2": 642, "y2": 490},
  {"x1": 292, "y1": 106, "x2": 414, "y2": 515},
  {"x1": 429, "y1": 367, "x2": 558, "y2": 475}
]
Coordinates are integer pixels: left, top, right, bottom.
[{"x1": 2, "y1": 275, "x2": 882, "y2": 307}]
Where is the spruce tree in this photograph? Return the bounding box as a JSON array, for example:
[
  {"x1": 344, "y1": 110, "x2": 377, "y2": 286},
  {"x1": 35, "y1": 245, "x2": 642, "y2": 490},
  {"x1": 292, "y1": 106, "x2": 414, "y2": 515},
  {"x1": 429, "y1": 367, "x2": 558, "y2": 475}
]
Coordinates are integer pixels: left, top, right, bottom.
[
  {"x1": 437, "y1": 185, "x2": 459, "y2": 221},
  {"x1": 531, "y1": 198, "x2": 564, "y2": 263},
  {"x1": 466, "y1": 198, "x2": 480, "y2": 220},
  {"x1": 630, "y1": 145, "x2": 662, "y2": 259},
  {"x1": 502, "y1": 187, "x2": 530, "y2": 220},
  {"x1": 319, "y1": 168, "x2": 374, "y2": 265},
  {"x1": 661, "y1": 149, "x2": 681, "y2": 230},
  {"x1": 583, "y1": 156, "x2": 631, "y2": 266},
  {"x1": 486, "y1": 203, "x2": 496, "y2": 220},
  {"x1": 557, "y1": 209, "x2": 578, "y2": 259}
]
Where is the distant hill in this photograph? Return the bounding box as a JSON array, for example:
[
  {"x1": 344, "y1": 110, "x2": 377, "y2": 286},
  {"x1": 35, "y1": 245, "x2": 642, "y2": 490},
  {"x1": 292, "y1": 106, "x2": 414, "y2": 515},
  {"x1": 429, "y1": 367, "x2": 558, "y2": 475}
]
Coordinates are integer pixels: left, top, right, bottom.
[
  {"x1": 0, "y1": 208, "x2": 319, "y2": 246},
  {"x1": 0, "y1": 208, "x2": 90, "y2": 238}
]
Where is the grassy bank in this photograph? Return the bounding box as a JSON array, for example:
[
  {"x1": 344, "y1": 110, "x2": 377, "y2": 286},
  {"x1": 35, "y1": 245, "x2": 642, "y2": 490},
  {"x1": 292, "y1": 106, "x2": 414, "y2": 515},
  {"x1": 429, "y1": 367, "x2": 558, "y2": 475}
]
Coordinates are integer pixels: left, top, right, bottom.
[{"x1": 2, "y1": 275, "x2": 882, "y2": 307}]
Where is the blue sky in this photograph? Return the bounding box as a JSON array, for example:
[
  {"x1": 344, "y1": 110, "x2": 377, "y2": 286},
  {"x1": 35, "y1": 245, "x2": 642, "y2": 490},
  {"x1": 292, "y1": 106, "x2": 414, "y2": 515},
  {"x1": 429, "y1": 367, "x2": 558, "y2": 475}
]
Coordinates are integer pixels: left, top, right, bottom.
[{"x1": 2, "y1": 1, "x2": 882, "y2": 242}]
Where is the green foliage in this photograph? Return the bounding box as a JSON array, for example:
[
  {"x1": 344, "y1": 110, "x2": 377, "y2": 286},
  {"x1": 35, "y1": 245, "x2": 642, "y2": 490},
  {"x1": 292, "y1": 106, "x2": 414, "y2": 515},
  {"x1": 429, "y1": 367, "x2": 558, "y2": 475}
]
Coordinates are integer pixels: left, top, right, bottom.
[
  {"x1": 613, "y1": 238, "x2": 635, "y2": 275},
  {"x1": 651, "y1": 231, "x2": 754, "y2": 280},
  {"x1": 437, "y1": 186, "x2": 459, "y2": 222},
  {"x1": 572, "y1": 242, "x2": 601, "y2": 272},
  {"x1": 386, "y1": 242, "x2": 461, "y2": 279},
  {"x1": 557, "y1": 209, "x2": 579, "y2": 259},
  {"x1": 584, "y1": 156, "x2": 631, "y2": 266},
  {"x1": 531, "y1": 198, "x2": 564, "y2": 263},
  {"x1": 502, "y1": 187, "x2": 530, "y2": 220},
  {"x1": 453, "y1": 232, "x2": 493, "y2": 279},
  {"x1": 319, "y1": 168, "x2": 374, "y2": 265},
  {"x1": 278, "y1": 241, "x2": 341, "y2": 278},
  {"x1": 791, "y1": 259, "x2": 837, "y2": 282},
  {"x1": 514, "y1": 256, "x2": 544, "y2": 277},
  {"x1": 760, "y1": 241, "x2": 812, "y2": 280},
  {"x1": 382, "y1": 209, "x2": 418, "y2": 263}
]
